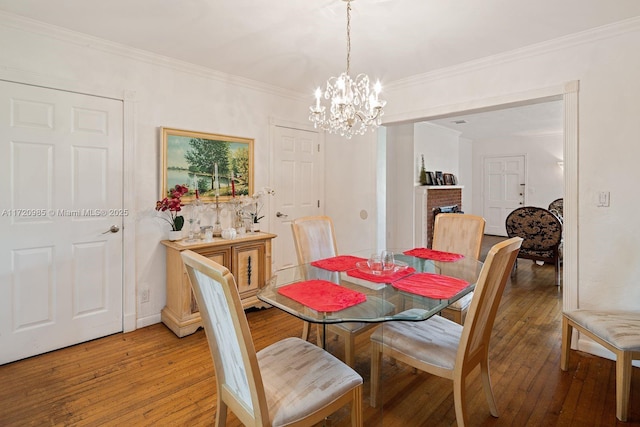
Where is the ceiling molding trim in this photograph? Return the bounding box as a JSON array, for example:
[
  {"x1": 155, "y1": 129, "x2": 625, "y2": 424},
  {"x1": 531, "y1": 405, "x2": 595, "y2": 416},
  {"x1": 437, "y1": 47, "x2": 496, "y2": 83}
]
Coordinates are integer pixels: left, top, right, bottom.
[
  {"x1": 382, "y1": 84, "x2": 565, "y2": 126},
  {"x1": 0, "y1": 11, "x2": 306, "y2": 102},
  {"x1": 386, "y1": 16, "x2": 640, "y2": 92}
]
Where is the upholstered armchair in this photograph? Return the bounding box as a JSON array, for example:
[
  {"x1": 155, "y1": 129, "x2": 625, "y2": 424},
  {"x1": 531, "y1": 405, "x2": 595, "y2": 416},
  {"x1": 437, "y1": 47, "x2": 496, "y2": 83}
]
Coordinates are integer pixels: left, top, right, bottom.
[
  {"x1": 505, "y1": 206, "x2": 563, "y2": 287},
  {"x1": 548, "y1": 198, "x2": 564, "y2": 223}
]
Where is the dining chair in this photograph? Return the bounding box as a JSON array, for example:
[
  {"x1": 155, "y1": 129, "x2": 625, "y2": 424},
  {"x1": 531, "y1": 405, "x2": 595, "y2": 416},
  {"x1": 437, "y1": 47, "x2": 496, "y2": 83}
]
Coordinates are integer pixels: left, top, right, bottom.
[
  {"x1": 291, "y1": 215, "x2": 392, "y2": 367},
  {"x1": 431, "y1": 213, "x2": 486, "y2": 324},
  {"x1": 370, "y1": 237, "x2": 522, "y2": 427},
  {"x1": 181, "y1": 250, "x2": 363, "y2": 427},
  {"x1": 561, "y1": 310, "x2": 640, "y2": 422},
  {"x1": 505, "y1": 206, "x2": 563, "y2": 287}
]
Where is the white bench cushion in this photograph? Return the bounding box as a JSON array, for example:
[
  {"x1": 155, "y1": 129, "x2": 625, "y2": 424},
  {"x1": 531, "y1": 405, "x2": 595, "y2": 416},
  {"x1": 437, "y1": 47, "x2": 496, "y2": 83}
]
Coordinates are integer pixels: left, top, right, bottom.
[{"x1": 564, "y1": 310, "x2": 640, "y2": 351}]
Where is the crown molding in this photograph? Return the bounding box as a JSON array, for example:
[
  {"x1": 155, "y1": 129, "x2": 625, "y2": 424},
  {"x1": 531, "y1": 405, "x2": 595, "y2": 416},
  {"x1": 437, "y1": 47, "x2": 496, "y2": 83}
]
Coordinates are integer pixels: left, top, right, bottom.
[
  {"x1": 386, "y1": 16, "x2": 640, "y2": 92},
  {"x1": 0, "y1": 11, "x2": 305, "y2": 102}
]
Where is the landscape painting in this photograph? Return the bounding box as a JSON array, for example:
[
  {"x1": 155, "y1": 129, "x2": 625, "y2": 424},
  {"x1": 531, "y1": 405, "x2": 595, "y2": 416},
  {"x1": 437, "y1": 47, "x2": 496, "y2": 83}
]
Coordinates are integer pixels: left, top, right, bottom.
[{"x1": 161, "y1": 127, "x2": 254, "y2": 204}]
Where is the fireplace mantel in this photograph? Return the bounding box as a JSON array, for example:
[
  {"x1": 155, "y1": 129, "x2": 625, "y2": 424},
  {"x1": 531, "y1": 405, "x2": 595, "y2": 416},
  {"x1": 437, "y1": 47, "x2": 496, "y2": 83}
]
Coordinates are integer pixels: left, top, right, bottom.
[{"x1": 414, "y1": 185, "x2": 464, "y2": 247}]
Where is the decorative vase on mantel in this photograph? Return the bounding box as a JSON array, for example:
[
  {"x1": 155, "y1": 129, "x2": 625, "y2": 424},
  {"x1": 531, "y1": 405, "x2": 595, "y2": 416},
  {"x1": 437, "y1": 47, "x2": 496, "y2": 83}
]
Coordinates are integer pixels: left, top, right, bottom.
[{"x1": 168, "y1": 230, "x2": 183, "y2": 241}]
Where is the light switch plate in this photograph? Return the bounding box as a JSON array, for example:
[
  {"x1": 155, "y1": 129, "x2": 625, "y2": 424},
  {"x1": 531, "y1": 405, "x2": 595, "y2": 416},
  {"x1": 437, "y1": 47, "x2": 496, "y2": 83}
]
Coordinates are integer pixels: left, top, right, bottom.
[{"x1": 597, "y1": 191, "x2": 610, "y2": 207}]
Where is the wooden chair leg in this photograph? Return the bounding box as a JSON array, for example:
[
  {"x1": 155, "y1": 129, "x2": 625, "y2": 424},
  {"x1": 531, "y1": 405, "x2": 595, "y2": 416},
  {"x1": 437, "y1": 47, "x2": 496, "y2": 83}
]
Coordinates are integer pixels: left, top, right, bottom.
[
  {"x1": 351, "y1": 384, "x2": 363, "y2": 427},
  {"x1": 453, "y1": 375, "x2": 468, "y2": 427},
  {"x1": 480, "y1": 356, "x2": 499, "y2": 417},
  {"x1": 616, "y1": 350, "x2": 632, "y2": 422},
  {"x1": 345, "y1": 335, "x2": 356, "y2": 368},
  {"x1": 302, "y1": 321, "x2": 310, "y2": 341},
  {"x1": 370, "y1": 341, "x2": 383, "y2": 408},
  {"x1": 560, "y1": 316, "x2": 572, "y2": 371},
  {"x1": 215, "y1": 397, "x2": 227, "y2": 427}
]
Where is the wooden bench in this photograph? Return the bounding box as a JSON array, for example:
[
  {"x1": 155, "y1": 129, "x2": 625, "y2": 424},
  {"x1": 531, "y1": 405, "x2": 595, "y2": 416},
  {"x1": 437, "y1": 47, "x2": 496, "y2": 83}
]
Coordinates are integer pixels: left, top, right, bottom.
[{"x1": 561, "y1": 310, "x2": 640, "y2": 421}]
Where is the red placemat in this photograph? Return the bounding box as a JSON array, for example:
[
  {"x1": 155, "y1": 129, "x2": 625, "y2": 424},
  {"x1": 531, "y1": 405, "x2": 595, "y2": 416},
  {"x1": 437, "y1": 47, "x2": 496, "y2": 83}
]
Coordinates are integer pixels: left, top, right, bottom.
[
  {"x1": 310, "y1": 255, "x2": 367, "y2": 272},
  {"x1": 392, "y1": 273, "x2": 470, "y2": 299},
  {"x1": 277, "y1": 280, "x2": 367, "y2": 312},
  {"x1": 346, "y1": 266, "x2": 415, "y2": 283},
  {"x1": 403, "y1": 248, "x2": 465, "y2": 262}
]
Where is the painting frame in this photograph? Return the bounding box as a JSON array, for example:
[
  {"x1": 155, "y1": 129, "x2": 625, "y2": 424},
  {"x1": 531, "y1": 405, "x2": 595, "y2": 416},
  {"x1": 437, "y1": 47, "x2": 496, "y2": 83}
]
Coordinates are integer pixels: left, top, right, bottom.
[{"x1": 161, "y1": 127, "x2": 254, "y2": 204}]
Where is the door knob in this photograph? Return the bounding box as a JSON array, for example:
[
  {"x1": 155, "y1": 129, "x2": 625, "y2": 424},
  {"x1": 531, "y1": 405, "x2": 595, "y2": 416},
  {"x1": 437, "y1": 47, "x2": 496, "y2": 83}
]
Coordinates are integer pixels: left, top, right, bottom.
[
  {"x1": 276, "y1": 211, "x2": 288, "y2": 218},
  {"x1": 102, "y1": 225, "x2": 120, "y2": 234}
]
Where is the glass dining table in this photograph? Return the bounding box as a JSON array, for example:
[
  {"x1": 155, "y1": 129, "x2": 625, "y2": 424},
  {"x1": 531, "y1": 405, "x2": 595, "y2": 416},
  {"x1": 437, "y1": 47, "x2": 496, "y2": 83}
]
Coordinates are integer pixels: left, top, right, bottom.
[{"x1": 257, "y1": 249, "x2": 483, "y2": 347}]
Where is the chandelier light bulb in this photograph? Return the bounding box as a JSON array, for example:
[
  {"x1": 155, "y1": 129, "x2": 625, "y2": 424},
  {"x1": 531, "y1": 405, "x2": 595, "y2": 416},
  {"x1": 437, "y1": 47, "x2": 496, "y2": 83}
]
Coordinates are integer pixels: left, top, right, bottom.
[{"x1": 308, "y1": 0, "x2": 386, "y2": 139}]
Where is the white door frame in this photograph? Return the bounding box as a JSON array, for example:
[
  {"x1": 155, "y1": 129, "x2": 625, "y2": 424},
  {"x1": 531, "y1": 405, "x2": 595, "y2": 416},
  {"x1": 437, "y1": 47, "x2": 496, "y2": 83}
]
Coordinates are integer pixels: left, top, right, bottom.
[
  {"x1": 0, "y1": 70, "x2": 138, "y2": 333},
  {"x1": 382, "y1": 81, "x2": 579, "y2": 314}
]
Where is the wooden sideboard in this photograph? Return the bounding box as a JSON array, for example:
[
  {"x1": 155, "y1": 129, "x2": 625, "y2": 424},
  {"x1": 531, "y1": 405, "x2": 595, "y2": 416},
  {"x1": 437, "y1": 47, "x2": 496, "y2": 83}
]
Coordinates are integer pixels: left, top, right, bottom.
[{"x1": 160, "y1": 232, "x2": 276, "y2": 337}]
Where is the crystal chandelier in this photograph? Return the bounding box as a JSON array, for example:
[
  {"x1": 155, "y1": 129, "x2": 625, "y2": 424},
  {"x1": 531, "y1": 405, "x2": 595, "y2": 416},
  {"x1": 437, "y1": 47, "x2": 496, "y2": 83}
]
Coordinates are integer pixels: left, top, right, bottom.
[{"x1": 309, "y1": 0, "x2": 386, "y2": 139}]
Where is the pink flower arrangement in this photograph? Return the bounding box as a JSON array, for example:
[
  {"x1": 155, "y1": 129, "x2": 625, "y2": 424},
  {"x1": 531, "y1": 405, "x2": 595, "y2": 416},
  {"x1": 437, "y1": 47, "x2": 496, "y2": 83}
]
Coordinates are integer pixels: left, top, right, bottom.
[{"x1": 156, "y1": 184, "x2": 189, "y2": 231}]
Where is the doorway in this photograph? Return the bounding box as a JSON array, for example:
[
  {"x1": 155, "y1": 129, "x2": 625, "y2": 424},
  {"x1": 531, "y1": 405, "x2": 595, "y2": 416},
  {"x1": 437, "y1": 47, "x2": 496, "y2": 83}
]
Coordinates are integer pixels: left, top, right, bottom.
[{"x1": 381, "y1": 81, "x2": 578, "y2": 310}]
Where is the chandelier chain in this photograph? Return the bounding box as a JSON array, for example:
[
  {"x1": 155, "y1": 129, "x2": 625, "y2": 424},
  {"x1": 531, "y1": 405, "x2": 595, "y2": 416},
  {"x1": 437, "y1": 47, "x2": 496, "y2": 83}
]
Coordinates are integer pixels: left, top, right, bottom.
[{"x1": 346, "y1": 0, "x2": 351, "y2": 75}]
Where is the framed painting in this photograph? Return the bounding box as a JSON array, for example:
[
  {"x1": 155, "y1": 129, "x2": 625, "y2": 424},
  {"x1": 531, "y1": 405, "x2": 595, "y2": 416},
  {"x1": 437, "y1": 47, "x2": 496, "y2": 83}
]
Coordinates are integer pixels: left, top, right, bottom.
[{"x1": 161, "y1": 127, "x2": 254, "y2": 204}]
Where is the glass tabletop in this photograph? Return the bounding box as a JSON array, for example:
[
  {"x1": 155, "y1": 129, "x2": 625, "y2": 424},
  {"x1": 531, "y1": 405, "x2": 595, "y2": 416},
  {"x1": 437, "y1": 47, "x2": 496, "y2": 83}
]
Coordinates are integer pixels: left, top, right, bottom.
[{"x1": 258, "y1": 249, "x2": 483, "y2": 325}]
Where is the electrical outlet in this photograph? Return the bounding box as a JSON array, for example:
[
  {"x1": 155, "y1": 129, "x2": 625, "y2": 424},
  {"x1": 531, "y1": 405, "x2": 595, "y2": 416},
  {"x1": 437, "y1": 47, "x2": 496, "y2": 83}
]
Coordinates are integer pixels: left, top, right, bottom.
[{"x1": 140, "y1": 289, "x2": 150, "y2": 303}]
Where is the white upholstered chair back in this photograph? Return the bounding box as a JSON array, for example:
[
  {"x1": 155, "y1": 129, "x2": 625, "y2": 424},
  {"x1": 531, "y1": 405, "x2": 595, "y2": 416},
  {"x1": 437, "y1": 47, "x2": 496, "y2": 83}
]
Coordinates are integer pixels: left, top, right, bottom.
[
  {"x1": 291, "y1": 215, "x2": 338, "y2": 264},
  {"x1": 182, "y1": 250, "x2": 269, "y2": 426}
]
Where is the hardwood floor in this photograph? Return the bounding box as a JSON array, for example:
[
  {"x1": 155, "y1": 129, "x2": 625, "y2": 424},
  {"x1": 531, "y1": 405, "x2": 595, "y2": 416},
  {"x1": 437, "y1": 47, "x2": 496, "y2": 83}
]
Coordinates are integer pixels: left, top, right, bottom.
[{"x1": 1, "y1": 235, "x2": 638, "y2": 426}]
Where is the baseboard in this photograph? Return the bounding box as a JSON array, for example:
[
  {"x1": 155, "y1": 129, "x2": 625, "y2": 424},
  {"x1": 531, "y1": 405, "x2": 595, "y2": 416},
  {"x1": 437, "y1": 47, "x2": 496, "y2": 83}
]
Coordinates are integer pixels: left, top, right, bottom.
[{"x1": 135, "y1": 314, "x2": 162, "y2": 330}]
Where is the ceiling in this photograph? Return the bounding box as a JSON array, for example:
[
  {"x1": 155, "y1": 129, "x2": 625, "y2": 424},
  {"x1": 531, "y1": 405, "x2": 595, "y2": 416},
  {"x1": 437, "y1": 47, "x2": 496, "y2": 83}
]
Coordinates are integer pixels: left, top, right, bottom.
[
  {"x1": 1, "y1": 0, "x2": 638, "y2": 139},
  {"x1": 428, "y1": 100, "x2": 564, "y2": 140}
]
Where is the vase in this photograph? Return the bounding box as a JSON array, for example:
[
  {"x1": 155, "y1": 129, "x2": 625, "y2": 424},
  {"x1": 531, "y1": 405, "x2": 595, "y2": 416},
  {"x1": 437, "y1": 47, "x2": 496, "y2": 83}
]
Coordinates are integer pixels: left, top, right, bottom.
[{"x1": 168, "y1": 230, "x2": 183, "y2": 241}]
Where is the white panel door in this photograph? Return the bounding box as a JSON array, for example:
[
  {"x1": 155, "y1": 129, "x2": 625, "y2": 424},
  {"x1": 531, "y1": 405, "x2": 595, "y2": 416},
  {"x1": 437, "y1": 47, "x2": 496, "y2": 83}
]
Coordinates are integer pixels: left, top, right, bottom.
[
  {"x1": 271, "y1": 126, "x2": 322, "y2": 270},
  {"x1": 0, "y1": 81, "x2": 123, "y2": 364},
  {"x1": 483, "y1": 155, "x2": 525, "y2": 236}
]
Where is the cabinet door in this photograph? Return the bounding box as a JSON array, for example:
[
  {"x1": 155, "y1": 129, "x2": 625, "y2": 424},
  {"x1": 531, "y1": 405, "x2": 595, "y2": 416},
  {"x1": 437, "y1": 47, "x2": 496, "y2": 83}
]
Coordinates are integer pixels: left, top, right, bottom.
[
  {"x1": 233, "y1": 243, "x2": 265, "y2": 298},
  {"x1": 190, "y1": 247, "x2": 231, "y2": 312}
]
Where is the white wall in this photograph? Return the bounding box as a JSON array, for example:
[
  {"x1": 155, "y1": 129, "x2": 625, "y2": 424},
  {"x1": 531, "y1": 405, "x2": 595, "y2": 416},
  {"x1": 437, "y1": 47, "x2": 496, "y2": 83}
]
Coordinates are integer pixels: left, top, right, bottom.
[
  {"x1": 0, "y1": 15, "x2": 312, "y2": 326},
  {"x1": 323, "y1": 131, "x2": 379, "y2": 255},
  {"x1": 382, "y1": 20, "x2": 640, "y2": 315},
  {"x1": 385, "y1": 124, "x2": 414, "y2": 249},
  {"x1": 414, "y1": 122, "x2": 461, "y2": 179},
  {"x1": 458, "y1": 137, "x2": 473, "y2": 213}
]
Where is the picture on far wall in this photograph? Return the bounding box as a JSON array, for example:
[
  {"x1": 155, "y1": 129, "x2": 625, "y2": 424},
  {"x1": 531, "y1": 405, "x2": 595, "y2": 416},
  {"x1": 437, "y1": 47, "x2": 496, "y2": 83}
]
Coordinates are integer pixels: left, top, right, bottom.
[
  {"x1": 424, "y1": 171, "x2": 433, "y2": 185},
  {"x1": 435, "y1": 171, "x2": 444, "y2": 185},
  {"x1": 427, "y1": 171, "x2": 436, "y2": 185},
  {"x1": 443, "y1": 173, "x2": 455, "y2": 185},
  {"x1": 161, "y1": 127, "x2": 254, "y2": 204}
]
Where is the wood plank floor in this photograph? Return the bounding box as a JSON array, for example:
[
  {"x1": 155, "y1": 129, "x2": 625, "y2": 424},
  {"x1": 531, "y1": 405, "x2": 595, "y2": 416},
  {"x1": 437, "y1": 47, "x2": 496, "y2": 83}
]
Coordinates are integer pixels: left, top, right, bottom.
[{"x1": 1, "y1": 235, "x2": 639, "y2": 426}]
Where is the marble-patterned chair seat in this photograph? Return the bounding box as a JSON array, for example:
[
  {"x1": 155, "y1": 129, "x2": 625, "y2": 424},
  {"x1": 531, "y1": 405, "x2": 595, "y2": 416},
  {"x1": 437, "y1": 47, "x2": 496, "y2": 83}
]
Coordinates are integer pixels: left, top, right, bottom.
[{"x1": 561, "y1": 310, "x2": 640, "y2": 422}]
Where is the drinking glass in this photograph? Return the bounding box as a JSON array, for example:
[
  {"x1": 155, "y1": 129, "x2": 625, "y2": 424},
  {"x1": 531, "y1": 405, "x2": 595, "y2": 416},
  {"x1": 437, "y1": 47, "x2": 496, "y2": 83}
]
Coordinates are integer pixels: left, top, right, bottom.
[
  {"x1": 381, "y1": 250, "x2": 395, "y2": 271},
  {"x1": 367, "y1": 254, "x2": 383, "y2": 275}
]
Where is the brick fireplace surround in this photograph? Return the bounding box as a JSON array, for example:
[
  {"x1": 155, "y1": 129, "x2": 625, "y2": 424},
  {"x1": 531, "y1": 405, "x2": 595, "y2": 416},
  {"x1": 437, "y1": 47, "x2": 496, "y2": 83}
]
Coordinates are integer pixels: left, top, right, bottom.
[{"x1": 414, "y1": 186, "x2": 463, "y2": 247}]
